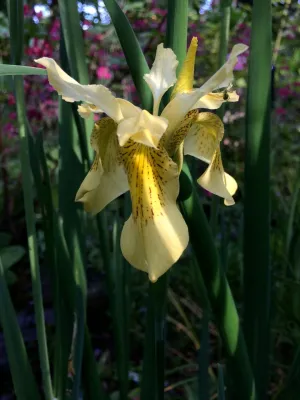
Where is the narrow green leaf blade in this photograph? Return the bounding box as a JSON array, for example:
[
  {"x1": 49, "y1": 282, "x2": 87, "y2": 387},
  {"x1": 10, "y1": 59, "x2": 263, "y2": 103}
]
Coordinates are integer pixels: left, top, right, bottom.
[
  {"x1": 244, "y1": 0, "x2": 272, "y2": 398},
  {"x1": 103, "y1": 0, "x2": 152, "y2": 111},
  {"x1": 0, "y1": 257, "x2": 40, "y2": 400},
  {"x1": 0, "y1": 64, "x2": 47, "y2": 76}
]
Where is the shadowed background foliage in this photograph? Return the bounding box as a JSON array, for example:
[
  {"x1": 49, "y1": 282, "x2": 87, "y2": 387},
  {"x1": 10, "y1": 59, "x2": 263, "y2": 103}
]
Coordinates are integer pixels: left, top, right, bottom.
[{"x1": 0, "y1": 1, "x2": 300, "y2": 399}]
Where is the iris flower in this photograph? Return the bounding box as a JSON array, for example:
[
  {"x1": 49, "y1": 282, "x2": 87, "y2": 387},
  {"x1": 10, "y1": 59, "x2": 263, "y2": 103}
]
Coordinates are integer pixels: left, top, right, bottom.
[{"x1": 35, "y1": 38, "x2": 247, "y2": 282}]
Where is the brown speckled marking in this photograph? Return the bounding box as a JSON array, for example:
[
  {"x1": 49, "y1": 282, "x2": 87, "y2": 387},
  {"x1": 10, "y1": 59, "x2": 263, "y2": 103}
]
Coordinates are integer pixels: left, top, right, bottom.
[
  {"x1": 89, "y1": 117, "x2": 120, "y2": 172},
  {"x1": 165, "y1": 109, "x2": 199, "y2": 155},
  {"x1": 120, "y1": 140, "x2": 178, "y2": 224}
]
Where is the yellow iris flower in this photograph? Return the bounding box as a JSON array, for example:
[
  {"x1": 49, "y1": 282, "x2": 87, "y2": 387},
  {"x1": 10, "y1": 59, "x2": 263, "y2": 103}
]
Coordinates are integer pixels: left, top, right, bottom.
[{"x1": 35, "y1": 38, "x2": 247, "y2": 282}]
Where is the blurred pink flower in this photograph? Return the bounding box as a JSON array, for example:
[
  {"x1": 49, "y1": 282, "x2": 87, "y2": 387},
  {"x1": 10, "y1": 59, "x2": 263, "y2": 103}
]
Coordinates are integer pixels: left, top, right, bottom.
[
  {"x1": 234, "y1": 54, "x2": 248, "y2": 71},
  {"x1": 7, "y1": 94, "x2": 15, "y2": 105},
  {"x1": 23, "y1": 4, "x2": 32, "y2": 16},
  {"x1": 275, "y1": 107, "x2": 286, "y2": 116},
  {"x1": 152, "y1": 8, "x2": 167, "y2": 16},
  {"x1": 278, "y1": 87, "x2": 292, "y2": 99},
  {"x1": 96, "y1": 66, "x2": 112, "y2": 80},
  {"x1": 8, "y1": 112, "x2": 17, "y2": 121},
  {"x1": 3, "y1": 123, "x2": 17, "y2": 138},
  {"x1": 50, "y1": 19, "x2": 60, "y2": 41}
]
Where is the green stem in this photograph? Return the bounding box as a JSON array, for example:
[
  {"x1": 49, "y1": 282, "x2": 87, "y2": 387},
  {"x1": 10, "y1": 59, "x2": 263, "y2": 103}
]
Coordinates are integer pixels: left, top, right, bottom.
[
  {"x1": 179, "y1": 163, "x2": 256, "y2": 400},
  {"x1": 8, "y1": 0, "x2": 53, "y2": 396},
  {"x1": 211, "y1": 0, "x2": 232, "y2": 234},
  {"x1": 244, "y1": 0, "x2": 272, "y2": 398},
  {"x1": 165, "y1": 0, "x2": 188, "y2": 72},
  {"x1": 15, "y1": 75, "x2": 53, "y2": 400},
  {"x1": 140, "y1": 274, "x2": 169, "y2": 400}
]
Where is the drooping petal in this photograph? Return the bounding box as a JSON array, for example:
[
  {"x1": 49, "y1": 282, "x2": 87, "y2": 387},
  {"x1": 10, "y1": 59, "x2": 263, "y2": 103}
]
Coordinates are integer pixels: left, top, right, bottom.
[
  {"x1": 184, "y1": 112, "x2": 223, "y2": 163},
  {"x1": 35, "y1": 57, "x2": 123, "y2": 122},
  {"x1": 198, "y1": 44, "x2": 248, "y2": 93},
  {"x1": 198, "y1": 147, "x2": 237, "y2": 206},
  {"x1": 171, "y1": 37, "x2": 198, "y2": 99},
  {"x1": 161, "y1": 44, "x2": 247, "y2": 135},
  {"x1": 117, "y1": 110, "x2": 168, "y2": 148},
  {"x1": 120, "y1": 141, "x2": 189, "y2": 282},
  {"x1": 192, "y1": 90, "x2": 239, "y2": 110},
  {"x1": 144, "y1": 43, "x2": 178, "y2": 115},
  {"x1": 75, "y1": 117, "x2": 129, "y2": 214}
]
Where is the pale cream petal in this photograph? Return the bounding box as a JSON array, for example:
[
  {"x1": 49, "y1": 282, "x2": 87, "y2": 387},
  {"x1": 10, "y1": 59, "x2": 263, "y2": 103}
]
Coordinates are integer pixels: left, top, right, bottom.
[
  {"x1": 192, "y1": 91, "x2": 239, "y2": 110},
  {"x1": 34, "y1": 57, "x2": 123, "y2": 122},
  {"x1": 184, "y1": 112, "x2": 223, "y2": 163},
  {"x1": 117, "y1": 110, "x2": 168, "y2": 148},
  {"x1": 164, "y1": 109, "x2": 199, "y2": 158},
  {"x1": 77, "y1": 103, "x2": 103, "y2": 119},
  {"x1": 75, "y1": 118, "x2": 129, "y2": 213},
  {"x1": 120, "y1": 141, "x2": 189, "y2": 281},
  {"x1": 161, "y1": 89, "x2": 205, "y2": 138},
  {"x1": 199, "y1": 44, "x2": 248, "y2": 93},
  {"x1": 197, "y1": 147, "x2": 237, "y2": 206},
  {"x1": 144, "y1": 43, "x2": 178, "y2": 115},
  {"x1": 117, "y1": 98, "x2": 141, "y2": 118},
  {"x1": 78, "y1": 104, "x2": 92, "y2": 119}
]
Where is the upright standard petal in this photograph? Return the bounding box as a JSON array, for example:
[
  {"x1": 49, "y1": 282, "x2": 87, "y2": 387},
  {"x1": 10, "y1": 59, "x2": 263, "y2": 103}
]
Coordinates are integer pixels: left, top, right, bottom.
[
  {"x1": 35, "y1": 57, "x2": 123, "y2": 122},
  {"x1": 117, "y1": 110, "x2": 168, "y2": 148},
  {"x1": 198, "y1": 147, "x2": 238, "y2": 206},
  {"x1": 161, "y1": 44, "x2": 247, "y2": 136},
  {"x1": 120, "y1": 141, "x2": 189, "y2": 282},
  {"x1": 144, "y1": 44, "x2": 178, "y2": 115},
  {"x1": 171, "y1": 37, "x2": 198, "y2": 99},
  {"x1": 75, "y1": 118, "x2": 129, "y2": 214}
]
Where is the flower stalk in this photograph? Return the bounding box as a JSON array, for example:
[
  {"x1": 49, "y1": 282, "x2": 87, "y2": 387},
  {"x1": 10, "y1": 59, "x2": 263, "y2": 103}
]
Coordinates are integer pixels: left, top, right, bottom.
[
  {"x1": 244, "y1": 0, "x2": 272, "y2": 398},
  {"x1": 7, "y1": 1, "x2": 53, "y2": 399}
]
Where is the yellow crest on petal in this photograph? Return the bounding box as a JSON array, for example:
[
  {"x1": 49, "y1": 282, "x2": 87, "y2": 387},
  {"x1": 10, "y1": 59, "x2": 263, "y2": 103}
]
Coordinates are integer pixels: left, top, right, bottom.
[{"x1": 171, "y1": 37, "x2": 198, "y2": 100}]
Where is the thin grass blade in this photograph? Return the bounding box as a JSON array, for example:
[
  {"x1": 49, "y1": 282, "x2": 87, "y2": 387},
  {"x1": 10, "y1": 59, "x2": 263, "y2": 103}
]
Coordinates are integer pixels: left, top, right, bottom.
[
  {"x1": 210, "y1": 0, "x2": 232, "y2": 234},
  {"x1": 57, "y1": 0, "x2": 94, "y2": 162},
  {"x1": 108, "y1": 207, "x2": 130, "y2": 400},
  {"x1": 0, "y1": 257, "x2": 40, "y2": 400},
  {"x1": 0, "y1": 64, "x2": 47, "y2": 75},
  {"x1": 179, "y1": 164, "x2": 256, "y2": 400},
  {"x1": 198, "y1": 312, "x2": 210, "y2": 400},
  {"x1": 244, "y1": 0, "x2": 272, "y2": 398},
  {"x1": 103, "y1": 0, "x2": 152, "y2": 110},
  {"x1": 58, "y1": 34, "x2": 87, "y2": 400},
  {"x1": 217, "y1": 364, "x2": 226, "y2": 400},
  {"x1": 7, "y1": 0, "x2": 53, "y2": 398}
]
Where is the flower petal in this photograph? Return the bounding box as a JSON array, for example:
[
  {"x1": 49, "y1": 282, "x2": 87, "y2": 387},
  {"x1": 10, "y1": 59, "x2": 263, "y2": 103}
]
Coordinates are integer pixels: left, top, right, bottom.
[
  {"x1": 171, "y1": 37, "x2": 198, "y2": 99},
  {"x1": 199, "y1": 44, "x2": 248, "y2": 93},
  {"x1": 164, "y1": 109, "x2": 199, "y2": 157},
  {"x1": 184, "y1": 112, "x2": 223, "y2": 163},
  {"x1": 192, "y1": 90, "x2": 239, "y2": 110},
  {"x1": 161, "y1": 89, "x2": 205, "y2": 137},
  {"x1": 197, "y1": 147, "x2": 237, "y2": 206},
  {"x1": 144, "y1": 43, "x2": 178, "y2": 115},
  {"x1": 120, "y1": 141, "x2": 189, "y2": 281},
  {"x1": 75, "y1": 118, "x2": 129, "y2": 214},
  {"x1": 117, "y1": 98, "x2": 141, "y2": 118},
  {"x1": 117, "y1": 110, "x2": 168, "y2": 148},
  {"x1": 161, "y1": 44, "x2": 247, "y2": 135},
  {"x1": 35, "y1": 57, "x2": 123, "y2": 122},
  {"x1": 77, "y1": 103, "x2": 103, "y2": 119}
]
